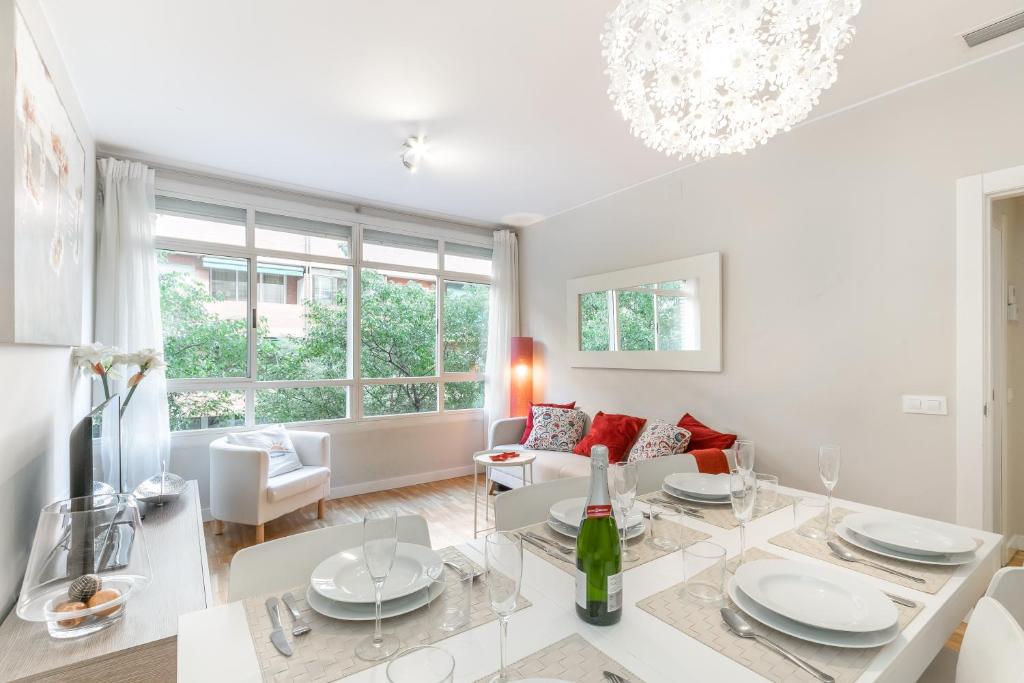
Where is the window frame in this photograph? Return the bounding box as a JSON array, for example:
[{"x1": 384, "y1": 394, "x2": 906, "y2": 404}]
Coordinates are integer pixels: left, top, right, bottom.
[{"x1": 154, "y1": 177, "x2": 493, "y2": 433}]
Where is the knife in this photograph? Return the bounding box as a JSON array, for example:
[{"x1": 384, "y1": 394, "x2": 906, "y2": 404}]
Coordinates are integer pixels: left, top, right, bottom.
[
  {"x1": 522, "y1": 535, "x2": 573, "y2": 564},
  {"x1": 266, "y1": 597, "x2": 293, "y2": 657}
]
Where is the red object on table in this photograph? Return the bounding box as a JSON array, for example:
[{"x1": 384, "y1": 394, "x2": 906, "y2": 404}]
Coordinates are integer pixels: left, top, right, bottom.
[
  {"x1": 690, "y1": 448, "x2": 730, "y2": 474},
  {"x1": 489, "y1": 451, "x2": 519, "y2": 462}
]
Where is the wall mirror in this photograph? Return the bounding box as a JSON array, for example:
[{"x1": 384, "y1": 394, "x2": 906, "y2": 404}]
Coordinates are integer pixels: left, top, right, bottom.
[{"x1": 566, "y1": 252, "x2": 721, "y2": 371}]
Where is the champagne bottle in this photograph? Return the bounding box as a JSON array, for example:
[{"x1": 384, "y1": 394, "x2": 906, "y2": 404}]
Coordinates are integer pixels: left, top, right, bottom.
[{"x1": 575, "y1": 444, "x2": 622, "y2": 625}]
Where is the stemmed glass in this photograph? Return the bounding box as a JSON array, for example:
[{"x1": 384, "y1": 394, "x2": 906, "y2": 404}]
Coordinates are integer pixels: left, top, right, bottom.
[
  {"x1": 734, "y1": 440, "x2": 756, "y2": 475},
  {"x1": 485, "y1": 532, "x2": 522, "y2": 683},
  {"x1": 355, "y1": 509, "x2": 400, "y2": 661},
  {"x1": 609, "y1": 462, "x2": 640, "y2": 563},
  {"x1": 819, "y1": 445, "x2": 842, "y2": 538},
  {"x1": 729, "y1": 471, "x2": 757, "y2": 565}
]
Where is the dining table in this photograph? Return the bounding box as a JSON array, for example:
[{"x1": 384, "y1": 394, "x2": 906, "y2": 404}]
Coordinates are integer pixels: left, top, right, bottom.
[{"x1": 177, "y1": 486, "x2": 1003, "y2": 682}]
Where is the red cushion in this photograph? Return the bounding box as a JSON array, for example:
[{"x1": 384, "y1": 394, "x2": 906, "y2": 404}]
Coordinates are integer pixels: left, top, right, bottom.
[
  {"x1": 677, "y1": 413, "x2": 737, "y2": 451},
  {"x1": 689, "y1": 448, "x2": 730, "y2": 474},
  {"x1": 573, "y1": 411, "x2": 646, "y2": 464},
  {"x1": 520, "y1": 401, "x2": 577, "y2": 444}
]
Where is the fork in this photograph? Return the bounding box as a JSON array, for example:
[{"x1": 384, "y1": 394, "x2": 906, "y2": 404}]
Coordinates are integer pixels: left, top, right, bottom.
[
  {"x1": 280, "y1": 592, "x2": 311, "y2": 636},
  {"x1": 524, "y1": 531, "x2": 573, "y2": 554}
]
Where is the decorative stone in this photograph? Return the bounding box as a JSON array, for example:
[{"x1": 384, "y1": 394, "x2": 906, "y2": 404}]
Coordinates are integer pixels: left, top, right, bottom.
[
  {"x1": 53, "y1": 601, "x2": 87, "y2": 628},
  {"x1": 86, "y1": 588, "x2": 122, "y2": 618},
  {"x1": 68, "y1": 574, "x2": 101, "y2": 602}
]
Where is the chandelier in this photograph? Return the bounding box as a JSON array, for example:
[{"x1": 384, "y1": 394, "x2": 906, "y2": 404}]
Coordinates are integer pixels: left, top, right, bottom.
[{"x1": 601, "y1": 0, "x2": 861, "y2": 160}]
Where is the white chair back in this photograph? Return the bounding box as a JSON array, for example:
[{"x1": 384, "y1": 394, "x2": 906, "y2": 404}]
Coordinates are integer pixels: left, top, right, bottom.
[
  {"x1": 986, "y1": 566, "x2": 1024, "y2": 627},
  {"x1": 956, "y1": 596, "x2": 1024, "y2": 683},
  {"x1": 228, "y1": 514, "x2": 430, "y2": 601},
  {"x1": 635, "y1": 453, "x2": 699, "y2": 494},
  {"x1": 494, "y1": 476, "x2": 589, "y2": 531}
]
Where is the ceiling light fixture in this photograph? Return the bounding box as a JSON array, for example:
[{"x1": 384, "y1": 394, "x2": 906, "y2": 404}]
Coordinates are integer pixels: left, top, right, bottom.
[
  {"x1": 601, "y1": 0, "x2": 861, "y2": 161},
  {"x1": 401, "y1": 136, "x2": 430, "y2": 173}
]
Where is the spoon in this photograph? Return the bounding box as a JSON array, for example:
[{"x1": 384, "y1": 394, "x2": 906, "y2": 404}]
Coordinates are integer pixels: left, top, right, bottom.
[
  {"x1": 721, "y1": 608, "x2": 835, "y2": 682},
  {"x1": 827, "y1": 541, "x2": 926, "y2": 583}
]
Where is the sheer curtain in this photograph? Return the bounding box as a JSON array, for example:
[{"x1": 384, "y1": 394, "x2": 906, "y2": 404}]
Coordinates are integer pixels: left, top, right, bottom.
[
  {"x1": 484, "y1": 229, "x2": 520, "y2": 431},
  {"x1": 95, "y1": 158, "x2": 170, "y2": 490}
]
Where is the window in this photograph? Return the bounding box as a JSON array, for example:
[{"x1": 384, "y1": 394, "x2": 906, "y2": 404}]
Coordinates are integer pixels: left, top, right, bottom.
[
  {"x1": 578, "y1": 280, "x2": 696, "y2": 352},
  {"x1": 155, "y1": 190, "x2": 492, "y2": 431}
]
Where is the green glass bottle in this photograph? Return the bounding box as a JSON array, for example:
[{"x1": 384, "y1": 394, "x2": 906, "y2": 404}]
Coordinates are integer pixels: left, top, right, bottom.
[{"x1": 575, "y1": 445, "x2": 622, "y2": 625}]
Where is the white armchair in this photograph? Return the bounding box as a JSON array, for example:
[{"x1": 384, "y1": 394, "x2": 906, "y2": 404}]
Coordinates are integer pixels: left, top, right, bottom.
[{"x1": 209, "y1": 430, "x2": 331, "y2": 543}]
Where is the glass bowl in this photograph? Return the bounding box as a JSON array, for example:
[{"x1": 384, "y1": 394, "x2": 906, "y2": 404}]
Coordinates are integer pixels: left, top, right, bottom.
[{"x1": 17, "y1": 494, "x2": 151, "y2": 638}]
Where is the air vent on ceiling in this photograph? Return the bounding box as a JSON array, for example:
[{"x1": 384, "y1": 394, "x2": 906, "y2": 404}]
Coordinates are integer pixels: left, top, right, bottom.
[{"x1": 963, "y1": 10, "x2": 1024, "y2": 48}]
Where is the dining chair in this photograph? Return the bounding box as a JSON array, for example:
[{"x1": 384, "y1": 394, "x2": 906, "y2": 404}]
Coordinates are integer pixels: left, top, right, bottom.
[
  {"x1": 985, "y1": 566, "x2": 1024, "y2": 626},
  {"x1": 228, "y1": 514, "x2": 431, "y2": 601},
  {"x1": 493, "y1": 475, "x2": 589, "y2": 531},
  {"x1": 918, "y1": 596, "x2": 1024, "y2": 683},
  {"x1": 635, "y1": 452, "x2": 699, "y2": 495}
]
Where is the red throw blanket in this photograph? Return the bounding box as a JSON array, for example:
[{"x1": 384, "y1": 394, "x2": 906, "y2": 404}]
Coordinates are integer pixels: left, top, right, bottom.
[{"x1": 689, "y1": 448, "x2": 730, "y2": 475}]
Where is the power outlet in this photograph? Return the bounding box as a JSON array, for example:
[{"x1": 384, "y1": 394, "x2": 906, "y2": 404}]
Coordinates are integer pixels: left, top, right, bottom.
[{"x1": 902, "y1": 395, "x2": 948, "y2": 415}]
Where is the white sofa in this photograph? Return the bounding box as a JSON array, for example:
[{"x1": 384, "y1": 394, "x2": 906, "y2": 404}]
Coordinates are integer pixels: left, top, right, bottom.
[
  {"x1": 487, "y1": 413, "x2": 735, "y2": 490},
  {"x1": 209, "y1": 430, "x2": 331, "y2": 543}
]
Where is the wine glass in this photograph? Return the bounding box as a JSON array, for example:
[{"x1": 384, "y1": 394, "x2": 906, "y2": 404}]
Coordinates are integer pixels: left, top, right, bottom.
[
  {"x1": 729, "y1": 471, "x2": 757, "y2": 565},
  {"x1": 609, "y1": 461, "x2": 640, "y2": 563},
  {"x1": 734, "y1": 440, "x2": 756, "y2": 475},
  {"x1": 355, "y1": 509, "x2": 400, "y2": 661},
  {"x1": 819, "y1": 445, "x2": 841, "y2": 538},
  {"x1": 485, "y1": 532, "x2": 523, "y2": 683}
]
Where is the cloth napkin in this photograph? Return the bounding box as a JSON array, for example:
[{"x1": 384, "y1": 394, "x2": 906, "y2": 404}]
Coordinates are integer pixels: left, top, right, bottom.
[{"x1": 489, "y1": 451, "x2": 519, "y2": 461}]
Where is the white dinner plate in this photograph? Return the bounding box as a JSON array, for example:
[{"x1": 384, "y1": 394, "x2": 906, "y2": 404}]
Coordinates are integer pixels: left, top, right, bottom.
[
  {"x1": 735, "y1": 559, "x2": 898, "y2": 633},
  {"x1": 310, "y1": 542, "x2": 443, "y2": 603},
  {"x1": 843, "y1": 512, "x2": 976, "y2": 557},
  {"x1": 305, "y1": 579, "x2": 444, "y2": 621},
  {"x1": 664, "y1": 472, "x2": 730, "y2": 499},
  {"x1": 546, "y1": 515, "x2": 645, "y2": 541},
  {"x1": 727, "y1": 578, "x2": 900, "y2": 649},
  {"x1": 837, "y1": 523, "x2": 976, "y2": 566},
  {"x1": 549, "y1": 497, "x2": 643, "y2": 528},
  {"x1": 661, "y1": 483, "x2": 731, "y2": 505}
]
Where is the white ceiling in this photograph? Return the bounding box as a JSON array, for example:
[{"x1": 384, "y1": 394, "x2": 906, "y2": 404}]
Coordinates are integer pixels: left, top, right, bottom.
[{"x1": 39, "y1": 1, "x2": 1024, "y2": 226}]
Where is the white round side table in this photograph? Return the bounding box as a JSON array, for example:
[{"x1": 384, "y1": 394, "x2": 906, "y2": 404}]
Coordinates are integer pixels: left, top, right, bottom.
[{"x1": 472, "y1": 450, "x2": 535, "y2": 538}]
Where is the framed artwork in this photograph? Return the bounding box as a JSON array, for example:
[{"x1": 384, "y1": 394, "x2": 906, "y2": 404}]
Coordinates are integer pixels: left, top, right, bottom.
[{"x1": 1, "y1": 9, "x2": 86, "y2": 346}]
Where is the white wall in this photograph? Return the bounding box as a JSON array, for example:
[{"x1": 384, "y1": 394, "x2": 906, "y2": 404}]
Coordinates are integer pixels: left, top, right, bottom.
[
  {"x1": 0, "y1": 0, "x2": 95, "y2": 616},
  {"x1": 520, "y1": 46, "x2": 1024, "y2": 524},
  {"x1": 170, "y1": 413, "x2": 485, "y2": 517}
]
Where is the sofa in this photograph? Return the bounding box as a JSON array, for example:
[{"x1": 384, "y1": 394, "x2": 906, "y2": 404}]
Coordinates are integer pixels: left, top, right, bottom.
[{"x1": 486, "y1": 411, "x2": 736, "y2": 490}]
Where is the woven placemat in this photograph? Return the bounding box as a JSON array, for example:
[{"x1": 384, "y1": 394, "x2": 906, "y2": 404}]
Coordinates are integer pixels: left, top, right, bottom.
[
  {"x1": 243, "y1": 546, "x2": 530, "y2": 682},
  {"x1": 637, "y1": 547, "x2": 922, "y2": 683},
  {"x1": 518, "y1": 516, "x2": 710, "y2": 576},
  {"x1": 473, "y1": 633, "x2": 644, "y2": 683},
  {"x1": 769, "y1": 508, "x2": 980, "y2": 595},
  {"x1": 640, "y1": 490, "x2": 795, "y2": 530}
]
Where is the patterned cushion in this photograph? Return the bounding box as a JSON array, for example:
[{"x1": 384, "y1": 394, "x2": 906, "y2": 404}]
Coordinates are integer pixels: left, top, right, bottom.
[
  {"x1": 627, "y1": 420, "x2": 692, "y2": 463},
  {"x1": 522, "y1": 406, "x2": 587, "y2": 453}
]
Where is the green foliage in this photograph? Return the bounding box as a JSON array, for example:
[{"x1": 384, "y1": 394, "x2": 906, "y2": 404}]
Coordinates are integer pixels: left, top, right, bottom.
[
  {"x1": 616, "y1": 290, "x2": 655, "y2": 351},
  {"x1": 579, "y1": 291, "x2": 610, "y2": 351},
  {"x1": 160, "y1": 265, "x2": 489, "y2": 429}
]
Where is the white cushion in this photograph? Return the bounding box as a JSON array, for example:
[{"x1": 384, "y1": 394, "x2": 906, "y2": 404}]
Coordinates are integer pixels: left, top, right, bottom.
[
  {"x1": 266, "y1": 466, "x2": 331, "y2": 503},
  {"x1": 227, "y1": 425, "x2": 303, "y2": 478},
  {"x1": 522, "y1": 407, "x2": 587, "y2": 452}
]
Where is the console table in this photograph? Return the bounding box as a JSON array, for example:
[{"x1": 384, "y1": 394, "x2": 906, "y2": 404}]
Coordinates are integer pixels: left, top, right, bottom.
[{"x1": 0, "y1": 480, "x2": 211, "y2": 682}]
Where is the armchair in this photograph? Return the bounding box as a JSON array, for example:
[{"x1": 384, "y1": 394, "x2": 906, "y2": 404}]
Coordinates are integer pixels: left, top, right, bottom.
[{"x1": 209, "y1": 430, "x2": 331, "y2": 543}]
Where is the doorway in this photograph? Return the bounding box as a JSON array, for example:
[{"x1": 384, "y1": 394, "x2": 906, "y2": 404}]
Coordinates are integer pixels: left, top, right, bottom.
[{"x1": 956, "y1": 165, "x2": 1024, "y2": 554}]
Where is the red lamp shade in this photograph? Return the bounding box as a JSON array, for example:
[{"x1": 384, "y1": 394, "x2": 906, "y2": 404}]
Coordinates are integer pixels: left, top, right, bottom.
[{"x1": 510, "y1": 337, "x2": 534, "y2": 417}]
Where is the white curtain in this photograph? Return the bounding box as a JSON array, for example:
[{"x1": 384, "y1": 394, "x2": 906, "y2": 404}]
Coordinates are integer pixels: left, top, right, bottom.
[
  {"x1": 95, "y1": 158, "x2": 170, "y2": 491},
  {"x1": 484, "y1": 229, "x2": 520, "y2": 430}
]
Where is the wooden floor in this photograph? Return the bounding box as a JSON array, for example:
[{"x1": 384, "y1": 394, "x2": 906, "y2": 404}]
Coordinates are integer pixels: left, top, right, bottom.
[
  {"x1": 203, "y1": 475, "x2": 478, "y2": 604},
  {"x1": 203, "y1": 476, "x2": 1022, "y2": 653}
]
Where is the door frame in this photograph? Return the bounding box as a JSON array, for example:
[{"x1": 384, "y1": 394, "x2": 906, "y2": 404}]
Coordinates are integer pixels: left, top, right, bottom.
[{"x1": 956, "y1": 164, "x2": 1024, "y2": 531}]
